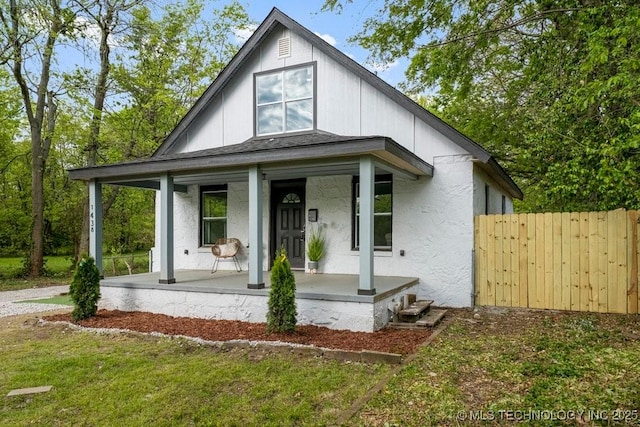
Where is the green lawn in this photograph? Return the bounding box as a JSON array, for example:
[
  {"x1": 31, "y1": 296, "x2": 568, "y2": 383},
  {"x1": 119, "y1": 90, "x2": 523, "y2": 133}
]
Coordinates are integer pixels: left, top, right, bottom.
[
  {"x1": 351, "y1": 309, "x2": 640, "y2": 426},
  {"x1": 0, "y1": 253, "x2": 149, "y2": 292},
  {"x1": 15, "y1": 294, "x2": 73, "y2": 305},
  {"x1": 2, "y1": 293, "x2": 639, "y2": 425},
  {"x1": 1, "y1": 321, "x2": 389, "y2": 426}
]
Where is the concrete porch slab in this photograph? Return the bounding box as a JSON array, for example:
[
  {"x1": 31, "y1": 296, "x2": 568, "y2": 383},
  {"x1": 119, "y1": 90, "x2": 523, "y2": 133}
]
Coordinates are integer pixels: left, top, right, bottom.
[{"x1": 99, "y1": 270, "x2": 419, "y2": 332}]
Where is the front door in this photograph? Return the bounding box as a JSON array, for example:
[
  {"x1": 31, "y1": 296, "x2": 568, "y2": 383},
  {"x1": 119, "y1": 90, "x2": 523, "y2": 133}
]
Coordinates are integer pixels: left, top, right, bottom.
[{"x1": 272, "y1": 180, "x2": 306, "y2": 269}]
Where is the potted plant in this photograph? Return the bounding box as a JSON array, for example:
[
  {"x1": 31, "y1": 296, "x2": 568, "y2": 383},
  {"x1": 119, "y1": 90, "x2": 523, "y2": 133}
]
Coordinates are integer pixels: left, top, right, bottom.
[{"x1": 306, "y1": 227, "x2": 326, "y2": 273}]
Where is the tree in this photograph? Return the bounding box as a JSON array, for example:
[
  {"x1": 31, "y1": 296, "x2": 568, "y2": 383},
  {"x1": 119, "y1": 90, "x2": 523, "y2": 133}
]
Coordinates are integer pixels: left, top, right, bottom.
[
  {"x1": 0, "y1": 0, "x2": 75, "y2": 275},
  {"x1": 0, "y1": 67, "x2": 29, "y2": 256},
  {"x1": 324, "y1": 0, "x2": 640, "y2": 212},
  {"x1": 70, "y1": 255, "x2": 100, "y2": 321},
  {"x1": 74, "y1": 0, "x2": 142, "y2": 260},
  {"x1": 267, "y1": 249, "x2": 297, "y2": 333}
]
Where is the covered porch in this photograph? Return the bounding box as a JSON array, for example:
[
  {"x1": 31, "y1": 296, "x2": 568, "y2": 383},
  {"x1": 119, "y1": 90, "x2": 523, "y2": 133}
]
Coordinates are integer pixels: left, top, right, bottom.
[{"x1": 99, "y1": 270, "x2": 419, "y2": 332}]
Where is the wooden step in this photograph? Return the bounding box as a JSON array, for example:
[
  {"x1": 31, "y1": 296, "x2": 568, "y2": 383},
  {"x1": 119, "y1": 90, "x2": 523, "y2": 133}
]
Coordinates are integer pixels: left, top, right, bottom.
[
  {"x1": 415, "y1": 309, "x2": 447, "y2": 327},
  {"x1": 398, "y1": 300, "x2": 433, "y2": 323}
]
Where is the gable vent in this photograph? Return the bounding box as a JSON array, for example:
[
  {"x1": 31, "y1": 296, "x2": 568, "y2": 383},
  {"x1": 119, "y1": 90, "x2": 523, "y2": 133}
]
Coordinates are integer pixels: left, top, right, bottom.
[{"x1": 278, "y1": 37, "x2": 291, "y2": 58}]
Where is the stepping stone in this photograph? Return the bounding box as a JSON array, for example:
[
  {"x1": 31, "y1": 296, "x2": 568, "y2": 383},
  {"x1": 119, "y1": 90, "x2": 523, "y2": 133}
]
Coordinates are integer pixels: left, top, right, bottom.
[{"x1": 7, "y1": 386, "x2": 52, "y2": 397}]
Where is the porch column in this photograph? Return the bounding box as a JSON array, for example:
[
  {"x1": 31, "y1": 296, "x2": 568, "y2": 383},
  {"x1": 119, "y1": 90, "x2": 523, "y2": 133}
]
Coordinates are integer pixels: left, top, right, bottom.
[
  {"x1": 358, "y1": 157, "x2": 376, "y2": 295},
  {"x1": 89, "y1": 180, "x2": 103, "y2": 278},
  {"x1": 159, "y1": 173, "x2": 175, "y2": 284},
  {"x1": 248, "y1": 165, "x2": 264, "y2": 289}
]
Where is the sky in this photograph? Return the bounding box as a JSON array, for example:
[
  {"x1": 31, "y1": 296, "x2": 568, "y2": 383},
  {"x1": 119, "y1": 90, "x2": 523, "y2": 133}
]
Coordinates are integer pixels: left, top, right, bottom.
[{"x1": 216, "y1": 0, "x2": 408, "y2": 88}]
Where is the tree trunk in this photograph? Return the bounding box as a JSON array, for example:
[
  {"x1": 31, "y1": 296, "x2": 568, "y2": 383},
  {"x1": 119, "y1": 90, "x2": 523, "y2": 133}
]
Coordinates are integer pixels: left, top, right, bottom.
[{"x1": 78, "y1": 2, "x2": 114, "y2": 261}]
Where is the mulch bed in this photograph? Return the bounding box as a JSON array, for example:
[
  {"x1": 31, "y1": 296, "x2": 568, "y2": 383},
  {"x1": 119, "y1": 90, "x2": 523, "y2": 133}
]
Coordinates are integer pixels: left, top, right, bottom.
[{"x1": 45, "y1": 310, "x2": 432, "y2": 355}]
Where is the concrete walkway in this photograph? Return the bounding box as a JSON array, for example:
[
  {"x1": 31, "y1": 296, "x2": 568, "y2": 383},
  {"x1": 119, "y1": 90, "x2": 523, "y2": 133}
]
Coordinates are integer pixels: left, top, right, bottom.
[{"x1": 0, "y1": 285, "x2": 71, "y2": 317}]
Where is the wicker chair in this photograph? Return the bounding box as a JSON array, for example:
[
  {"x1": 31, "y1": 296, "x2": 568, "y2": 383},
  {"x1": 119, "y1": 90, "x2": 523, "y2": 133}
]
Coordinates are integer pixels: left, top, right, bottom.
[{"x1": 211, "y1": 238, "x2": 242, "y2": 273}]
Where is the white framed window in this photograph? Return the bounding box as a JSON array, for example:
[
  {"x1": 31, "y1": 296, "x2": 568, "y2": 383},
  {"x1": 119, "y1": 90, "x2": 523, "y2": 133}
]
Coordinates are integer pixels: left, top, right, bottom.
[
  {"x1": 255, "y1": 64, "x2": 314, "y2": 136},
  {"x1": 200, "y1": 185, "x2": 227, "y2": 246},
  {"x1": 352, "y1": 175, "x2": 393, "y2": 250}
]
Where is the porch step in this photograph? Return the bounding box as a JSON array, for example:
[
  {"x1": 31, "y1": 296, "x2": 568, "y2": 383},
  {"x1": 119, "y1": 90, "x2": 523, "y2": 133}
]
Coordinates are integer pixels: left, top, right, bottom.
[
  {"x1": 388, "y1": 307, "x2": 447, "y2": 329},
  {"x1": 415, "y1": 309, "x2": 447, "y2": 327},
  {"x1": 398, "y1": 300, "x2": 433, "y2": 323}
]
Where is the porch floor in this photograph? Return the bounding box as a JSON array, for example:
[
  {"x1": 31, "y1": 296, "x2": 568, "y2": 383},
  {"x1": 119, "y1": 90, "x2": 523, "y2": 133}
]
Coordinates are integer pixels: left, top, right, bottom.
[{"x1": 101, "y1": 270, "x2": 419, "y2": 303}]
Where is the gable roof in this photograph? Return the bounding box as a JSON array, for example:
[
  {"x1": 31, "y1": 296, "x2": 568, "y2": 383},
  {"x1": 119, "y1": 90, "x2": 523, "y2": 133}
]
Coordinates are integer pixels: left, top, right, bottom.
[{"x1": 152, "y1": 7, "x2": 522, "y2": 199}]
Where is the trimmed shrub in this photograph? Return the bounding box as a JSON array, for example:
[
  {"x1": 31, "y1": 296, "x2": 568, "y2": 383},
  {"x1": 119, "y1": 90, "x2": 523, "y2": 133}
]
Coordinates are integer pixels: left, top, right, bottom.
[
  {"x1": 267, "y1": 249, "x2": 297, "y2": 333},
  {"x1": 70, "y1": 256, "x2": 101, "y2": 321}
]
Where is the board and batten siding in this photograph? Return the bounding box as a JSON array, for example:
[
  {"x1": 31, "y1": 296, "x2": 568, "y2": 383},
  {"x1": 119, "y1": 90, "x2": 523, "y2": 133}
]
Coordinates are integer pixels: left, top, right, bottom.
[
  {"x1": 474, "y1": 210, "x2": 640, "y2": 314},
  {"x1": 169, "y1": 24, "x2": 470, "y2": 167}
]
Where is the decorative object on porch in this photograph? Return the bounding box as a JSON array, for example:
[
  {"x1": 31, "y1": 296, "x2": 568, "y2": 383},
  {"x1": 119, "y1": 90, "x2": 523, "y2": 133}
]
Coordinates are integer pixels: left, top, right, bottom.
[
  {"x1": 306, "y1": 226, "x2": 325, "y2": 274},
  {"x1": 210, "y1": 238, "x2": 242, "y2": 273},
  {"x1": 69, "y1": 256, "x2": 101, "y2": 321},
  {"x1": 267, "y1": 249, "x2": 297, "y2": 333}
]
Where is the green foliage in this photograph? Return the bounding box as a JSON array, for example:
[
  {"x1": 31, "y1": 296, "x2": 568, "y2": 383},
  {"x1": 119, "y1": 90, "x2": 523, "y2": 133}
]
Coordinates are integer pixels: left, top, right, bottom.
[
  {"x1": 69, "y1": 257, "x2": 101, "y2": 321},
  {"x1": 0, "y1": 0, "x2": 251, "y2": 262},
  {"x1": 267, "y1": 249, "x2": 297, "y2": 333},
  {"x1": 306, "y1": 227, "x2": 326, "y2": 262},
  {"x1": 326, "y1": 0, "x2": 640, "y2": 212}
]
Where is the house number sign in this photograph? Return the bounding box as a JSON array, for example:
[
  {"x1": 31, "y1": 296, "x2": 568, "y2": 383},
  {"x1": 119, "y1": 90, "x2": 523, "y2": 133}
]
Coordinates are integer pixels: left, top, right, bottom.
[{"x1": 90, "y1": 204, "x2": 95, "y2": 233}]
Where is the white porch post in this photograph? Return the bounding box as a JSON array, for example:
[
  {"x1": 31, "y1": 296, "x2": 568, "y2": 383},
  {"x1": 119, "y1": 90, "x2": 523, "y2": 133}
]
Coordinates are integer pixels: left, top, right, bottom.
[
  {"x1": 358, "y1": 157, "x2": 376, "y2": 295},
  {"x1": 248, "y1": 165, "x2": 265, "y2": 289},
  {"x1": 88, "y1": 180, "x2": 103, "y2": 278},
  {"x1": 159, "y1": 173, "x2": 175, "y2": 284}
]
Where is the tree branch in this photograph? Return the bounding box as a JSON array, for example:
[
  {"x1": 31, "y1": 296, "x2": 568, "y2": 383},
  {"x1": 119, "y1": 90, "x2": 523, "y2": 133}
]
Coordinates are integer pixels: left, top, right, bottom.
[{"x1": 421, "y1": 7, "x2": 583, "y2": 49}]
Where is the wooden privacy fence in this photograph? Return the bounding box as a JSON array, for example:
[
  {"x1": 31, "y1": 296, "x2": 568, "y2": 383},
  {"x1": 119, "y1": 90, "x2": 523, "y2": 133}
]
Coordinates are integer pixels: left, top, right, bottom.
[{"x1": 474, "y1": 209, "x2": 639, "y2": 314}]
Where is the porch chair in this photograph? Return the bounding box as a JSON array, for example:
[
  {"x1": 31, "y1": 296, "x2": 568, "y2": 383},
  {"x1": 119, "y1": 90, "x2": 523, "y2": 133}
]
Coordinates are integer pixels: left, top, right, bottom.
[{"x1": 211, "y1": 238, "x2": 243, "y2": 273}]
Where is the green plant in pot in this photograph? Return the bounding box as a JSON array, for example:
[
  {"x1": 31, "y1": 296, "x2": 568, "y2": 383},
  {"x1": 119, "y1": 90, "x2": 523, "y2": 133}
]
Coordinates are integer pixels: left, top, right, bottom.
[{"x1": 306, "y1": 226, "x2": 325, "y2": 273}]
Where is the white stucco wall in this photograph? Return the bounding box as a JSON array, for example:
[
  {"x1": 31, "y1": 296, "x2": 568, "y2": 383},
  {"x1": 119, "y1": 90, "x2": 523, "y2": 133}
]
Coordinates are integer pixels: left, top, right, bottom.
[
  {"x1": 156, "y1": 153, "x2": 476, "y2": 308},
  {"x1": 472, "y1": 166, "x2": 514, "y2": 216},
  {"x1": 99, "y1": 282, "x2": 419, "y2": 332},
  {"x1": 153, "y1": 181, "x2": 269, "y2": 274}
]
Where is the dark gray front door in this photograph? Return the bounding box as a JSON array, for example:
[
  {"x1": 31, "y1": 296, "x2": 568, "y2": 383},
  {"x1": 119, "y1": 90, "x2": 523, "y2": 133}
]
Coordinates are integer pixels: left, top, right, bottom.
[{"x1": 272, "y1": 180, "x2": 306, "y2": 269}]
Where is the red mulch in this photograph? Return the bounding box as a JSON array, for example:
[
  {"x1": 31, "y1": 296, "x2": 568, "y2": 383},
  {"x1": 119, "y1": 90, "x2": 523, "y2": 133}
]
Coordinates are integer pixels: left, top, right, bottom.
[{"x1": 45, "y1": 310, "x2": 432, "y2": 355}]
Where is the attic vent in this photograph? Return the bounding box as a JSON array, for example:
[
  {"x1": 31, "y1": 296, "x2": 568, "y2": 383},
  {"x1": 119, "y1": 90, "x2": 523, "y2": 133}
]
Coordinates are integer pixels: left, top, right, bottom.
[{"x1": 278, "y1": 37, "x2": 291, "y2": 58}]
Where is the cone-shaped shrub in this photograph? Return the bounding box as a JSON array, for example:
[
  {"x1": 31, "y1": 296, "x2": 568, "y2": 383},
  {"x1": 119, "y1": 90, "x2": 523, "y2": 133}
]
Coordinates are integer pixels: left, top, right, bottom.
[
  {"x1": 70, "y1": 256, "x2": 101, "y2": 321},
  {"x1": 267, "y1": 248, "x2": 297, "y2": 333}
]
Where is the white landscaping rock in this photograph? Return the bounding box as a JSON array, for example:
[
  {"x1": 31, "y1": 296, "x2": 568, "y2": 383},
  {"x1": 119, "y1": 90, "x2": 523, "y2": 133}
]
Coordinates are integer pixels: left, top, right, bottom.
[{"x1": 0, "y1": 285, "x2": 70, "y2": 317}]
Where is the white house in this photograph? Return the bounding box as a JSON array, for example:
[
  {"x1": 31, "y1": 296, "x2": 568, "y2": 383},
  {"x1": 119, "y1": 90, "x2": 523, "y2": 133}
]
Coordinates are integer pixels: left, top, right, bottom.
[{"x1": 68, "y1": 8, "x2": 521, "y2": 332}]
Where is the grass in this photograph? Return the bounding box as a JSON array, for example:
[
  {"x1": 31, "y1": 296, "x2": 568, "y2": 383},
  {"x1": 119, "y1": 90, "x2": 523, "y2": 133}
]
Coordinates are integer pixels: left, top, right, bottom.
[
  {"x1": 1, "y1": 320, "x2": 389, "y2": 426},
  {"x1": 0, "y1": 253, "x2": 149, "y2": 292},
  {"x1": 352, "y1": 309, "x2": 640, "y2": 426},
  {"x1": 2, "y1": 277, "x2": 639, "y2": 425},
  {"x1": 15, "y1": 294, "x2": 73, "y2": 305}
]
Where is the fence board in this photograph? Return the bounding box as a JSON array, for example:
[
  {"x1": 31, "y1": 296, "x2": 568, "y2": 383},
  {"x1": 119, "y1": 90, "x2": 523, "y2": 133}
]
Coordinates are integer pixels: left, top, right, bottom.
[
  {"x1": 560, "y1": 213, "x2": 571, "y2": 310},
  {"x1": 518, "y1": 214, "x2": 529, "y2": 308},
  {"x1": 510, "y1": 214, "x2": 520, "y2": 307},
  {"x1": 570, "y1": 213, "x2": 580, "y2": 311},
  {"x1": 486, "y1": 217, "x2": 496, "y2": 306},
  {"x1": 597, "y1": 211, "x2": 608, "y2": 312},
  {"x1": 579, "y1": 212, "x2": 590, "y2": 312},
  {"x1": 631, "y1": 211, "x2": 639, "y2": 314},
  {"x1": 495, "y1": 216, "x2": 505, "y2": 306},
  {"x1": 474, "y1": 209, "x2": 640, "y2": 315},
  {"x1": 615, "y1": 210, "x2": 628, "y2": 313}
]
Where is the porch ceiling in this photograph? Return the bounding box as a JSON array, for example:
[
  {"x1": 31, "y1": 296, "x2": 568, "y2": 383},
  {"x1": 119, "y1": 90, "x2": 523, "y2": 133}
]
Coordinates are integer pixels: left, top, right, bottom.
[{"x1": 68, "y1": 132, "x2": 434, "y2": 188}]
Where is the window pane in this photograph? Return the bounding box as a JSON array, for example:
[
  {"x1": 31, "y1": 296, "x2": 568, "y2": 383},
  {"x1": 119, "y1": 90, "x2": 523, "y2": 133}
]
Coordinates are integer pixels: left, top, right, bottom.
[
  {"x1": 257, "y1": 104, "x2": 283, "y2": 134},
  {"x1": 374, "y1": 216, "x2": 392, "y2": 247},
  {"x1": 286, "y1": 99, "x2": 313, "y2": 131},
  {"x1": 203, "y1": 193, "x2": 227, "y2": 217},
  {"x1": 284, "y1": 66, "x2": 312, "y2": 99},
  {"x1": 256, "y1": 73, "x2": 282, "y2": 104},
  {"x1": 374, "y1": 193, "x2": 391, "y2": 214},
  {"x1": 203, "y1": 219, "x2": 226, "y2": 245}
]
